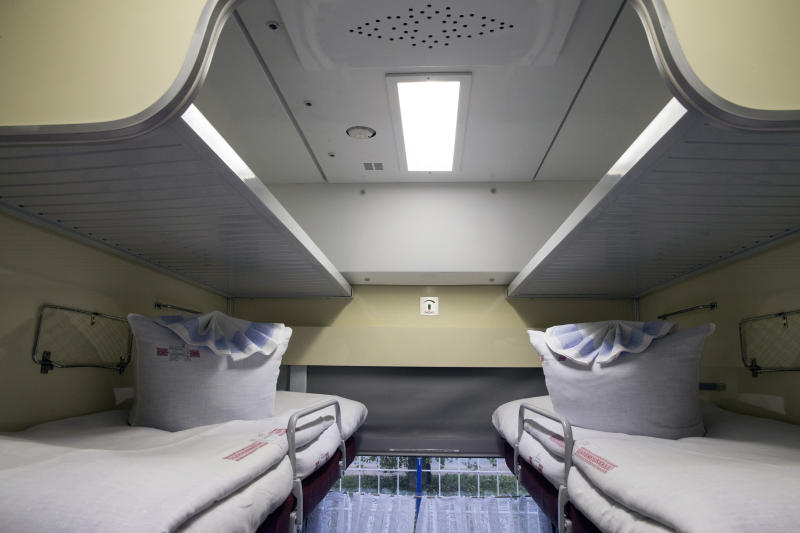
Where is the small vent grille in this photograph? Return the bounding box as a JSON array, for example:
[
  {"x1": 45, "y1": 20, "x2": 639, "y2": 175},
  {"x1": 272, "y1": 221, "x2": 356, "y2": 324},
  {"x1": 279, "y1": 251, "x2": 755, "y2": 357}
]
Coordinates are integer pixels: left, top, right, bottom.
[
  {"x1": 363, "y1": 162, "x2": 384, "y2": 171},
  {"x1": 348, "y1": 3, "x2": 514, "y2": 49}
]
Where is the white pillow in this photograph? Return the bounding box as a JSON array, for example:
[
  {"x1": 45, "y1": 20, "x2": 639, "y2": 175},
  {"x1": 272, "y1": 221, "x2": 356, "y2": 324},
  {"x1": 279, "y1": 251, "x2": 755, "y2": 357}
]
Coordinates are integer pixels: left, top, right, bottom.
[
  {"x1": 128, "y1": 314, "x2": 291, "y2": 431},
  {"x1": 529, "y1": 323, "x2": 715, "y2": 439}
]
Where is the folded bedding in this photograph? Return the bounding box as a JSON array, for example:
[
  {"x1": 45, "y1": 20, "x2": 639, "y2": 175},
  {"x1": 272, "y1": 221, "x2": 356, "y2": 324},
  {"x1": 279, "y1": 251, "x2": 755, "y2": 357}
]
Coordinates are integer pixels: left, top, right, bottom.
[
  {"x1": 0, "y1": 391, "x2": 368, "y2": 533},
  {"x1": 569, "y1": 410, "x2": 800, "y2": 533},
  {"x1": 494, "y1": 395, "x2": 800, "y2": 533},
  {"x1": 275, "y1": 391, "x2": 368, "y2": 478},
  {"x1": 492, "y1": 396, "x2": 629, "y2": 487}
]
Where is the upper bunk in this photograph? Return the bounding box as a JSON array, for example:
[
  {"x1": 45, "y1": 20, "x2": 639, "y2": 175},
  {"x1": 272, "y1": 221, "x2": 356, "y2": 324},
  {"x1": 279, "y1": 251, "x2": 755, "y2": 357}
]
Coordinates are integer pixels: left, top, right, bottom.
[
  {"x1": 0, "y1": 114, "x2": 351, "y2": 298},
  {"x1": 508, "y1": 99, "x2": 800, "y2": 298}
]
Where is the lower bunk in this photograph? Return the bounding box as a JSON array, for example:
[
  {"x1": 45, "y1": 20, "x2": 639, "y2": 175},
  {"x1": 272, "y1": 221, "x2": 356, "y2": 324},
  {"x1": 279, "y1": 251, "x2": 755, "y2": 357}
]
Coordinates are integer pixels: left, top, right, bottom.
[
  {"x1": 494, "y1": 395, "x2": 800, "y2": 533},
  {"x1": 259, "y1": 435, "x2": 358, "y2": 533},
  {"x1": 0, "y1": 390, "x2": 367, "y2": 533}
]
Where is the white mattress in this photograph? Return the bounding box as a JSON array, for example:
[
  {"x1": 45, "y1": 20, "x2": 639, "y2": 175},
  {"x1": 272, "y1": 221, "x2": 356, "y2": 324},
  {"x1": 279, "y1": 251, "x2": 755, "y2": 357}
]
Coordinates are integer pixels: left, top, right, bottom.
[
  {"x1": 491, "y1": 396, "x2": 624, "y2": 486},
  {"x1": 493, "y1": 396, "x2": 800, "y2": 533},
  {"x1": 0, "y1": 391, "x2": 367, "y2": 533},
  {"x1": 570, "y1": 404, "x2": 800, "y2": 533}
]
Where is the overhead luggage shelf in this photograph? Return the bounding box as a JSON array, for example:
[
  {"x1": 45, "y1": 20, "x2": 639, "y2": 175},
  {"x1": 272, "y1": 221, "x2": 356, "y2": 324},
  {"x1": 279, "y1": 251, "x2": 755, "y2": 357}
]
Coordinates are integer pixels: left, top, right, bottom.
[
  {"x1": 0, "y1": 118, "x2": 351, "y2": 298},
  {"x1": 509, "y1": 100, "x2": 800, "y2": 298}
]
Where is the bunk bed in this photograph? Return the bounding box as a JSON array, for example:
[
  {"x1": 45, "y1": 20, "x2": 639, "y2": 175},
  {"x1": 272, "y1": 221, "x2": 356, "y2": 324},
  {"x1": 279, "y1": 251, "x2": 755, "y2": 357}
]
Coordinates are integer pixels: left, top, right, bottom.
[
  {"x1": 0, "y1": 390, "x2": 366, "y2": 533},
  {"x1": 0, "y1": 115, "x2": 351, "y2": 299},
  {"x1": 493, "y1": 395, "x2": 800, "y2": 533},
  {"x1": 508, "y1": 97, "x2": 800, "y2": 299}
]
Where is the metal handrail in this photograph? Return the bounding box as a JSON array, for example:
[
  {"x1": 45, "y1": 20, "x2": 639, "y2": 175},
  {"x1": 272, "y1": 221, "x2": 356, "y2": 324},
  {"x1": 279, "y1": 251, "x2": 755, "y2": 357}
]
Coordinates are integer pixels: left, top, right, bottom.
[
  {"x1": 286, "y1": 399, "x2": 345, "y2": 533},
  {"x1": 153, "y1": 301, "x2": 201, "y2": 314},
  {"x1": 657, "y1": 301, "x2": 717, "y2": 320},
  {"x1": 516, "y1": 402, "x2": 574, "y2": 533}
]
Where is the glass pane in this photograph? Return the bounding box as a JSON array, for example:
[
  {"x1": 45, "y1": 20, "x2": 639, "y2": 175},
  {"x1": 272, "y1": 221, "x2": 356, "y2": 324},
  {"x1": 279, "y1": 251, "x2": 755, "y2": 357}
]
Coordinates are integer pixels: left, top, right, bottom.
[
  {"x1": 440, "y1": 474, "x2": 460, "y2": 496},
  {"x1": 379, "y1": 471, "x2": 396, "y2": 494},
  {"x1": 398, "y1": 470, "x2": 415, "y2": 495},
  {"x1": 498, "y1": 475, "x2": 518, "y2": 497},
  {"x1": 479, "y1": 457, "x2": 499, "y2": 471},
  {"x1": 360, "y1": 475, "x2": 378, "y2": 492},
  {"x1": 480, "y1": 475, "x2": 498, "y2": 497},
  {"x1": 340, "y1": 476, "x2": 359, "y2": 492},
  {"x1": 459, "y1": 474, "x2": 478, "y2": 497}
]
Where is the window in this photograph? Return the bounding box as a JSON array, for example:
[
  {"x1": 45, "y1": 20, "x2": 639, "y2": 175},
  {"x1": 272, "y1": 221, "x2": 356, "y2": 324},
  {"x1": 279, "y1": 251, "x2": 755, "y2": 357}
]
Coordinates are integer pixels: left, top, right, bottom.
[{"x1": 335, "y1": 456, "x2": 520, "y2": 498}]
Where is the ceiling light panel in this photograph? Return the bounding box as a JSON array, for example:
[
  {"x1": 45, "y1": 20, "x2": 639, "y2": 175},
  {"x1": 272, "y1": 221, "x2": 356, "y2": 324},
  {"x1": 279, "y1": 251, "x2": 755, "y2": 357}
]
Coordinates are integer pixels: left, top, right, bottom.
[{"x1": 387, "y1": 73, "x2": 471, "y2": 173}]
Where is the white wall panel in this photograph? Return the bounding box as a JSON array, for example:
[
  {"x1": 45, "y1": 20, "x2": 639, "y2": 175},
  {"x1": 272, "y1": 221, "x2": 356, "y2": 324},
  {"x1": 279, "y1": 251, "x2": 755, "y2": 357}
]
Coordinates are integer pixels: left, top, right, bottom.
[{"x1": 268, "y1": 181, "x2": 595, "y2": 283}]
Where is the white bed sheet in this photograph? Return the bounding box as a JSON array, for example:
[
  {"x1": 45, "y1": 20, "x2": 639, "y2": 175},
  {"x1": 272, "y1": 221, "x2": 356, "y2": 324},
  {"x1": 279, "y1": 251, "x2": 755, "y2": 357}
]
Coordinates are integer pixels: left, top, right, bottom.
[
  {"x1": 494, "y1": 396, "x2": 800, "y2": 533},
  {"x1": 0, "y1": 390, "x2": 367, "y2": 533},
  {"x1": 570, "y1": 405, "x2": 800, "y2": 533}
]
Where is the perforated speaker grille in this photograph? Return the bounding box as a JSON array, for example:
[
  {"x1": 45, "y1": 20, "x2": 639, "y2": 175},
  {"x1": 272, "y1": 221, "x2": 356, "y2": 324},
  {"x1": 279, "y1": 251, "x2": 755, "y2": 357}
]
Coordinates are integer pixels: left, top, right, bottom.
[{"x1": 348, "y1": 3, "x2": 514, "y2": 49}]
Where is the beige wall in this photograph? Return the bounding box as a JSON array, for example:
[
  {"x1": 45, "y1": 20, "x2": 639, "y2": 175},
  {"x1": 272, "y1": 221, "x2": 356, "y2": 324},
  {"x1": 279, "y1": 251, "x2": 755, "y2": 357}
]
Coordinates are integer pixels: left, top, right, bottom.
[
  {"x1": 664, "y1": 0, "x2": 800, "y2": 110},
  {"x1": 234, "y1": 286, "x2": 632, "y2": 367},
  {"x1": 640, "y1": 236, "x2": 800, "y2": 424},
  {"x1": 0, "y1": 0, "x2": 208, "y2": 126},
  {"x1": 0, "y1": 213, "x2": 226, "y2": 431}
]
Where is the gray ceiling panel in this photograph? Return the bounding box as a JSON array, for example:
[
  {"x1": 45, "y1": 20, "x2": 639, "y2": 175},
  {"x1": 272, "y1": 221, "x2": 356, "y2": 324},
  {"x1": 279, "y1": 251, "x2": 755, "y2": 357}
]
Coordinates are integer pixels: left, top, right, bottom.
[
  {"x1": 0, "y1": 120, "x2": 351, "y2": 298},
  {"x1": 509, "y1": 110, "x2": 800, "y2": 298}
]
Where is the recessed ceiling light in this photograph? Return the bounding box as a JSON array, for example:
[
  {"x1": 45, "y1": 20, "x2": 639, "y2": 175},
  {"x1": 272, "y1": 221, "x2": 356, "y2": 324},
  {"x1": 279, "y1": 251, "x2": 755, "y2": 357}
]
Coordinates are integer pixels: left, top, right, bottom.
[
  {"x1": 181, "y1": 104, "x2": 256, "y2": 181},
  {"x1": 387, "y1": 73, "x2": 471, "y2": 173},
  {"x1": 607, "y1": 98, "x2": 686, "y2": 177},
  {"x1": 346, "y1": 126, "x2": 377, "y2": 139}
]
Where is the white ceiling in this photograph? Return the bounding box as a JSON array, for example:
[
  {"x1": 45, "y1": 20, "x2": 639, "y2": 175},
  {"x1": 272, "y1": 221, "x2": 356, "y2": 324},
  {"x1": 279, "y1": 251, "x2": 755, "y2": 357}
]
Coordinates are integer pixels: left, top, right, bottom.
[
  {"x1": 195, "y1": 0, "x2": 670, "y2": 184},
  {"x1": 191, "y1": 0, "x2": 674, "y2": 284}
]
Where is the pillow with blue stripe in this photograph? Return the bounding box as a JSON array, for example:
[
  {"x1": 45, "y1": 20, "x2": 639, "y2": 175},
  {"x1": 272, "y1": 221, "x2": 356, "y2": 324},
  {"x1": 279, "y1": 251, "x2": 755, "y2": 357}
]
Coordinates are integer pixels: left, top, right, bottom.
[
  {"x1": 529, "y1": 323, "x2": 715, "y2": 439},
  {"x1": 127, "y1": 313, "x2": 291, "y2": 431}
]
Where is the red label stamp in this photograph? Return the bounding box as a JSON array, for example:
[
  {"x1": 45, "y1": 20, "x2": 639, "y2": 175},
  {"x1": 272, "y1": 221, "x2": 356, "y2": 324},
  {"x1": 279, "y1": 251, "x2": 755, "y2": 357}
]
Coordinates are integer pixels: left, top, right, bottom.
[
  {"x1": 575, "y1": 447, "x2": 618, "y2": 473},
  {"x1": 155, "y1": 347, "x2": 168, "y2": 356},
  {"x1": 189, "y1": 349, "x2": 200, "y2": 358},
  {"x1": 224, "y1": 441, "x2": 268, "y2": 462}
]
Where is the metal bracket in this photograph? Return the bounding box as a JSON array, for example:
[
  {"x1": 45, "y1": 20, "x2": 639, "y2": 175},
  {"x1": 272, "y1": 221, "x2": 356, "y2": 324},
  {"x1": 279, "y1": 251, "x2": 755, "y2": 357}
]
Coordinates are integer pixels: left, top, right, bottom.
[
  {"x1": 747, "y1": 358, "x2": 762, "y2": 378},
  {"x1": 39, "y1": 351, "x2": 54, "y2": 374}
]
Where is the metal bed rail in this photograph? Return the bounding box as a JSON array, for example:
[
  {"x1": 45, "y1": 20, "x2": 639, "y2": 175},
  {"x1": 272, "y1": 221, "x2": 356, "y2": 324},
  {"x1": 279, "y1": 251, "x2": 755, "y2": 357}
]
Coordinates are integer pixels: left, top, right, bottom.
[
  {"x1": 286, "y1": 399, "x2": 346, "y2": 533},
  {"x1": 516, "y1": 402, "x2": 574, "y2": 533}
]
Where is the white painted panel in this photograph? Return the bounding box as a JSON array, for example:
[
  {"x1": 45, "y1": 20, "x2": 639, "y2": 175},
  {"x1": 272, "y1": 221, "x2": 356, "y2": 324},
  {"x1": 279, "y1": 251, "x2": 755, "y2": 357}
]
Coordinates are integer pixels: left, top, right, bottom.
[
  {"x1": 193, "y1": 15, "x2": 323, "y2": 184},
  {"x1": 536, "y1": 5, "x2": 672, "y2": 180},
  {"x1": 268, "y1": 181, "x2": 595, "y2": 282}
]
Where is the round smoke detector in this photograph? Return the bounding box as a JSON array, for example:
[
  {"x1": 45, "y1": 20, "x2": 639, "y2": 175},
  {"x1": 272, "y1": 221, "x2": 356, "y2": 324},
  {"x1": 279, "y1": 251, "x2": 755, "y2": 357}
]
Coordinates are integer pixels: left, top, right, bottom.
[{"x1": 346, "y1": 126, "x2": 377, "y2": 139}]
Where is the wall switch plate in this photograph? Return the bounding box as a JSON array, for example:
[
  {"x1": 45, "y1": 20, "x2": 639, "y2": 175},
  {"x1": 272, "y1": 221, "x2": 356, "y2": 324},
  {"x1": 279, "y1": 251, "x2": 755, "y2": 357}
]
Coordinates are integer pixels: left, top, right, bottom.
[{"x1": 420, "y1": 296, "x2": 439, "y2": 316}]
